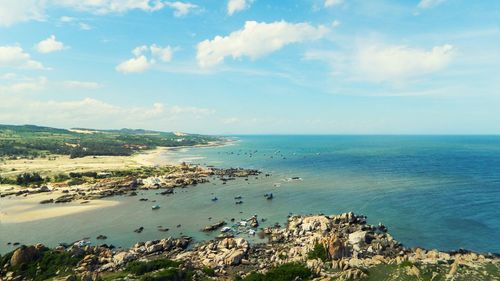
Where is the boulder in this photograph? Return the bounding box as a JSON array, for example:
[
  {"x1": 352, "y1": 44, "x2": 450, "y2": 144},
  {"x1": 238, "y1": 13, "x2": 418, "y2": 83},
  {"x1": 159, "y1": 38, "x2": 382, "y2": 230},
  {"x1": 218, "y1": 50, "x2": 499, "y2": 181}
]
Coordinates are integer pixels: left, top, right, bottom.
[
  {"x1": 302, "y1": 216, "x2": 331, "y2": 232},
  {"x1": 10, "y1": 245, "x2": 41, "y2": 267},
  {"x1": 112, "y1": 252, "x2": 136, "y2": 265},
  {"x1": 146, "y1": 243, "x2": 164, "y2": 254},
  {"x1": 224, "y1": 249, "x2": 246, "y2": 265},
  {"x1": 322, "y1": 235, "x2": 350, "y2": 260}
]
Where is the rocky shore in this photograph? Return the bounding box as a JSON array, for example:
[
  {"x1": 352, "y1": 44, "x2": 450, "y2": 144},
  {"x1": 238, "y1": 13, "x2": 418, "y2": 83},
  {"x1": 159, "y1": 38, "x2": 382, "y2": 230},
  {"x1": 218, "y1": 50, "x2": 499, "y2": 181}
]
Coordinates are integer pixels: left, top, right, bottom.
[
  {"x1": 1, "y1": 212, "x2": 498, "y2": 281},
  {"x1": 0, "y1": 163, "x2": 261, "y2": 205}
]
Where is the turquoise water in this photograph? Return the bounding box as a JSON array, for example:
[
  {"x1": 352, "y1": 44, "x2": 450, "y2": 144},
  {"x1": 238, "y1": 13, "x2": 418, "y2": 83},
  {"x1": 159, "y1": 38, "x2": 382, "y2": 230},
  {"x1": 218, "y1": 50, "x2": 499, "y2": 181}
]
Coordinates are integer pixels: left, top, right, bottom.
[{"x1": 1, "y1": 136, "x2": 500, "y2": 254}]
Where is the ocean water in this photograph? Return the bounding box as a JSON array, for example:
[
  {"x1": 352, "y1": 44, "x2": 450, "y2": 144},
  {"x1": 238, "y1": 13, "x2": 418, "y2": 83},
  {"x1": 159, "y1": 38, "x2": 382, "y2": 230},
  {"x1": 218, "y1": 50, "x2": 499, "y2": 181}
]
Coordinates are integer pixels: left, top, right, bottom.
[{"x1": 1, "y1": 135, "x2": 500, "y2": 254}]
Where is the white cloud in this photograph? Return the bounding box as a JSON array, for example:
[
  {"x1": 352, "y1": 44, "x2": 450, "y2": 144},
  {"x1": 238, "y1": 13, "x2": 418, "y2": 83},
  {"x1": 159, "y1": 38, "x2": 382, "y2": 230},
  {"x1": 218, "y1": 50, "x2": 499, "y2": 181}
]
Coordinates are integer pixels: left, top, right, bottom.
[
  {"x1": 0, "y1": 76, "x2": 47, "y2": 93},
  {"x1": 324, "y1": 0, "x2": 343, "y2": 8},
  {"x1": 331, "y1": 20, "x2": 341, "y2": 28},
  {"x1": 60, "y1": 16, "x2": 76, "y2": 22},
  {"x1": 0, "y1": 0, "x2": 45, "y2": 27},
  {"x1": 79, "y1": 22, "x2": 92, "y2": 30},
  {"x1": 2, "y1": 1, "x2": 199, "y2": 27},
  {"x1": 197, "y1": 21, "x2": 329, "y2": 68},
  {"x1": 0, "y1": 45, "x2": 45, "y2": 70},
  {"x1": 116, "y1": 55, "x2": 152, "y2": 73},
  {"x1": 35, "y1": 35, "x2": 66, "y2": 54},
  {"x1": 357, "y1": 44, "x2": 455, "y2": 82},
  {"x1": 54, "y1": 0, "x2": 164, "y2": 14},
  {"x1": 163, "y1": 1, "x2": 198, "y2": 17},
  {"x1": 0, "y1": 73, "x2": 18, "y2": 80},
  {"x1": 227, "y1": 0, "x2": 253, "y2": 16},
  {"x1": 0, "y1": 95, "x2": 214, "y2": 130},
  {"x1": 63, "y1": 80, "x2": 101, "y2": 89},
  {"x1": 117, "y1": 44, "x2": 174, "y2": 73},
  {"x1": 418, "y1": 0, "x2": 446, "y2": 9},
  {"x1": 150, "y1": 45, "x2": 173, "y2": 62}
]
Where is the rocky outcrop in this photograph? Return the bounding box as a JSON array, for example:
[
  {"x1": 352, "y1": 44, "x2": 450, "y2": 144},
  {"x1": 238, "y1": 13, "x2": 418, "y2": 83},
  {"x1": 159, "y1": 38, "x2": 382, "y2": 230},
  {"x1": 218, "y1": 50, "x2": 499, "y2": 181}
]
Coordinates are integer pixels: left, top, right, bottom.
[
  {"x1": 176, "y1": 237, "x2": 250, "y2": 270},
  {"x1": 2, "y1": 213, "x2": 499, "y2": 281},
  {"x1": 202, "y1": 221, "x2": 226, "y2": 232},
  {"x1": 9, "y1": 244, "x2": 45, "y2": 267}
]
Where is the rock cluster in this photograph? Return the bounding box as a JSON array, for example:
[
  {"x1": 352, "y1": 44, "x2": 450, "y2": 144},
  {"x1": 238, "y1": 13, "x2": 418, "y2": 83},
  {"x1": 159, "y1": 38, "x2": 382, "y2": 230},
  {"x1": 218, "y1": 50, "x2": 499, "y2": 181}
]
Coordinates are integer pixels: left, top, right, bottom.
[
  {"x1": 176, "y1": 237, "x2": 250, "y2": 273},
  {"x1": 0, "y1": 164, "x2": 262, "y2": 205},
  {"x1": 2, "y1": 213, "x2": 499, "y2": 281}
]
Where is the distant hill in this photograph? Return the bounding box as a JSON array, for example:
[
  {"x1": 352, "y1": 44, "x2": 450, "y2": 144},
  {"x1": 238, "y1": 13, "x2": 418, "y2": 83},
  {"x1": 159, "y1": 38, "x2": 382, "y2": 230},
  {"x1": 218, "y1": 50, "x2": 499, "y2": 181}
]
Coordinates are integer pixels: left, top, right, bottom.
[{"x1": 0, "y1": 124, "x2": 220, "y2": 158}]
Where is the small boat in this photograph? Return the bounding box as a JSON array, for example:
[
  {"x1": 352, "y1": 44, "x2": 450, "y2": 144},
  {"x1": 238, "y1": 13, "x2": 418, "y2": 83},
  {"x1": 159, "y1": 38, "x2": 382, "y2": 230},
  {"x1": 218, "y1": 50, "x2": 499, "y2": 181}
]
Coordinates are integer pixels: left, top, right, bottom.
[
  {"x1": 211, "y1": 197, "x2": 218, "y2": 202},
  {"x1": 221, "y1": 226, "x2": 232, "y2": 233},
  {"x1": 264, "y1": 193, "x2": 273, "y2": 200},
  {"x1": 74, "y1": 240, "x2": 91, "y2": 247},
  {"x1": 248, "y1": 229, "x2": 256, "y2": 235},
  {"x1": 151, "y1": 205, "x2": 160, "y2": 210}
]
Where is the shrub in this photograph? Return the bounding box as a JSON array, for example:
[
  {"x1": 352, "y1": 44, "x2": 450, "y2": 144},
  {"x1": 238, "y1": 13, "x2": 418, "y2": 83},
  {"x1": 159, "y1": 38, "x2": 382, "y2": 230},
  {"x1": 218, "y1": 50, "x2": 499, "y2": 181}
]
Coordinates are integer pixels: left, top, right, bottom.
[
  {"x1": 125, "y1": 258, "x2": 181, "y2": 276},
  {"x1": 202, "y1": 267, "x2": 215, "y2": 277},
  {"x1": 241, "y1": 263, "x2": 312, "y2": 281},
  {"x1": 307, "y1": 243, "x2": 327, "y2": 261},
  {"x1": 67, "y1": 178, "x2": 85, "y2": 186},
  {"x1": 53, "y1": 173, "x2": 70, "y2": 182},
  {"x1": 16, "y1": 172, "x2": 44, "y2": 186},
  {"x1": 140, "y1": 268, "x2": 180, "y2": 281}
]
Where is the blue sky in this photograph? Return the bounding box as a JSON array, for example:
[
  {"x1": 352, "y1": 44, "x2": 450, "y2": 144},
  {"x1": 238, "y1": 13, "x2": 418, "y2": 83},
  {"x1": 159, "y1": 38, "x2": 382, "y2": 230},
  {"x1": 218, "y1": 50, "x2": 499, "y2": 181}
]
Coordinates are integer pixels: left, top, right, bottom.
[{"x1": 0, "y1": 0, "x2": 499, "y2": 134}]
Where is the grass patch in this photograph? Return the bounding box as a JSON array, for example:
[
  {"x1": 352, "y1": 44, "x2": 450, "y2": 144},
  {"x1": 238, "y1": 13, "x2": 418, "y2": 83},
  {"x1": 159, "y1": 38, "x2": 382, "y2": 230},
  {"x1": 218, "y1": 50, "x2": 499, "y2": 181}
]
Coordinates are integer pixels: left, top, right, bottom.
[
  {"x1": 240, "y1": 262, "x2": 313, "y2": 281},
  {"x1": 125, "y1": 258, "x2": 181, "y2": 276},
  {"x1": 140, "y1": 267, "x2": 194, "y2": 281}
]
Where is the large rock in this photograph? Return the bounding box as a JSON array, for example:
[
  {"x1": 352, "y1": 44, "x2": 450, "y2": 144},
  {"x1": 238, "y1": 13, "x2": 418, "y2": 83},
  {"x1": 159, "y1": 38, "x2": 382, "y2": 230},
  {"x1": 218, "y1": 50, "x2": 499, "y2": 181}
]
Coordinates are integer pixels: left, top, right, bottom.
[
  {"x1": 224, "y1": 249, "x2": 246, "y2": 265},
  {"x1": 10, "y1": 245, "x2": 42, "y2": 267},
  {"x1": 112, "y1": 252, "x2": 136, "y2": 265},
  {"x1": 302, "y1": 216, "x2": 331, "y2": 232},
  {"x1": 146, "y1": 243, "x2": 164, "y2": 254},
  {"x1": 322, "y1": 235, "x2": 350, "y2": 260},
  {"x1": 348, "y1": 231, "x2": 367, "y2": 252}
]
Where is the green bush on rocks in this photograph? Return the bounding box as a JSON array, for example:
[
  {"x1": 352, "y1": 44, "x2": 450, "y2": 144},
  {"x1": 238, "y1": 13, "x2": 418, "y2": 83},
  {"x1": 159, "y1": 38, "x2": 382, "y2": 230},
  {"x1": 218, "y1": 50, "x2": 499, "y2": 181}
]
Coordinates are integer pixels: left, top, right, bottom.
[{"x1": 239, "y1": 262, "x2": 313, "y2": 281}]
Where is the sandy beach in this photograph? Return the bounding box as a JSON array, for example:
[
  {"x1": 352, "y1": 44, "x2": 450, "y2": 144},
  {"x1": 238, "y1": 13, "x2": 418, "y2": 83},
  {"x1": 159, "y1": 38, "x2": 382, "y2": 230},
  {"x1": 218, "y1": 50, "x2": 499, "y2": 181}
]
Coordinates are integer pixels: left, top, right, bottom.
[
  {"x1": 0, "y1": 141, "x2": 230, "y2": 224},
  {"x1": 0, "y1": 190, "x2": 119, "y2": 223},
  {"x1": 0, "y1": 141, "x2": 229, "y2": 179}
]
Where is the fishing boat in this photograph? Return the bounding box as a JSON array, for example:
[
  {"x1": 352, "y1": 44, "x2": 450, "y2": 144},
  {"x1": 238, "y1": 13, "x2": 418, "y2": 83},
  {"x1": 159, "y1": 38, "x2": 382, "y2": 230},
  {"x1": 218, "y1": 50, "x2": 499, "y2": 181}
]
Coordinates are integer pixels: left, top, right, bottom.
[
  {"x1": 152, "y1": 205, "x2": 160, "y2": 210},
  {"x1": 221, "y1": 226, "x2": 232, "y2": 233}
]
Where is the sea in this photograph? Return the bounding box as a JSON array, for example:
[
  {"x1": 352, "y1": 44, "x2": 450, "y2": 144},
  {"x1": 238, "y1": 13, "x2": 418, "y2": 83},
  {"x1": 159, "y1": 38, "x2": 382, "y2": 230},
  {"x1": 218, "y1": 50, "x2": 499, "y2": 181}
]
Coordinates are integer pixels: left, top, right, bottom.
[{"x1": 1, "y1": 135, "x2": 499, "y2": 254}]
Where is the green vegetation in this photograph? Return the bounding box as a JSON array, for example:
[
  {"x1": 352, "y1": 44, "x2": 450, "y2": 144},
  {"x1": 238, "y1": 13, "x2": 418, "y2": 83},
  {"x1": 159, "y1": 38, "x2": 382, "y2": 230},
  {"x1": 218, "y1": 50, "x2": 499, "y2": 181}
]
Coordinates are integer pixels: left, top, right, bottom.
[
  {"x1": 140, "y1": 268, "x2": 193, "y2": 281},
  {"x1": 240, "y1": 263, "x2": 313, "y2": 281},
  {"x1": 0, "y1": 124, "x2": 220, "y2": 159},
  {"x1": 125, "y1": 259, "x2": 181, "y2": 276},
  {"x1": 307, "y1": 243, "x2": 327, "y2": 261},
  {"x1": 100, "y1": 258, "x2": 193, "y2": 281},
  {"x1": 0, "y1": 166, "x2": 181, "y2": 187},
  {"x1": 67, "y1": 178, "x2": 86, "y2": 186},
  {"x1": 201, "y1": 266, "x2": 216, "y2": 277},
  {"x1": 53, "y1": 173, "x2": 71, "y2": 182},
  {"x1": 15, "y1": 172, "x2": 45, "y2": 186},
  {"x1": 0, "y1": 248, "x2": 82, "y2": 281}
]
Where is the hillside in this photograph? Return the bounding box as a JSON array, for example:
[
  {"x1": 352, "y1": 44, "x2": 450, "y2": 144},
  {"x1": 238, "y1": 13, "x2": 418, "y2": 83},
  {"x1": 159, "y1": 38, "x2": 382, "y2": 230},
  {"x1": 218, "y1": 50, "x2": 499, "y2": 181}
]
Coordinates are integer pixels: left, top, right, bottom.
[{"x1": 0, "y1": 124, "x2": 220, "y2": 158}]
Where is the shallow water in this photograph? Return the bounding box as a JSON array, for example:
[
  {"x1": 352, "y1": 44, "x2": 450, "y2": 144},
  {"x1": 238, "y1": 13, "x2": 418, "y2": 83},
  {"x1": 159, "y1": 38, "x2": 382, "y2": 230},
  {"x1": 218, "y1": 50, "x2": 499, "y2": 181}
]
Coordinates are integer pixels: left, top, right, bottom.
[{"x1": 1, "y1": 135, "x2": 500, "y2": 254}]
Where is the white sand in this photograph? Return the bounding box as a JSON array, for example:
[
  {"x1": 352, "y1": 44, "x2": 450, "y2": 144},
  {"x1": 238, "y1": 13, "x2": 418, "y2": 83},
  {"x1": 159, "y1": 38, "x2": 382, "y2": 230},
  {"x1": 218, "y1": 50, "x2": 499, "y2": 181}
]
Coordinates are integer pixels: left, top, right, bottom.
[{"x1": 0, "y1": 191, "x2": 119, "y2": 223}]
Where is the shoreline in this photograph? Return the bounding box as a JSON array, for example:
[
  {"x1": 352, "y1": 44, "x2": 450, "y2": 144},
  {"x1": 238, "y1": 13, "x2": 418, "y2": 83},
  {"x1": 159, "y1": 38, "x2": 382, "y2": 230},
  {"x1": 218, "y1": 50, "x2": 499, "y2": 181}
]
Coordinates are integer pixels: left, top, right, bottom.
[
  {"x1": 0, "y1": 140, "x2": 230, "y2": 224},
  {"x1": 133, "y1": 139, "x2": 236, "y2": 166},
  {"x1": 2, "y1": 212, "x2": 498, "y2": 281}
]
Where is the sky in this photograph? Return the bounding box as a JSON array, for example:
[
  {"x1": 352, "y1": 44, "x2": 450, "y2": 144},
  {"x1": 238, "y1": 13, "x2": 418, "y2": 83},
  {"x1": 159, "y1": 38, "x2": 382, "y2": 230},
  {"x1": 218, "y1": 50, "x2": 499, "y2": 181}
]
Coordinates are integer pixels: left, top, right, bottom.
[{"x1": 0, "y1": 0, "x2": 499, "y2": 134}]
